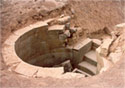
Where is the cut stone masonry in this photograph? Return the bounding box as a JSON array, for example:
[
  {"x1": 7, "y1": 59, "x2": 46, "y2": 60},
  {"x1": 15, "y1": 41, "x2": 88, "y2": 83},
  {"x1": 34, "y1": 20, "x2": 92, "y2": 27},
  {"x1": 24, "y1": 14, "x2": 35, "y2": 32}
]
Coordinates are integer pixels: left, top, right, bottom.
[{"x1": 2, "y1": 15, "x2": 123, "y2": 78}]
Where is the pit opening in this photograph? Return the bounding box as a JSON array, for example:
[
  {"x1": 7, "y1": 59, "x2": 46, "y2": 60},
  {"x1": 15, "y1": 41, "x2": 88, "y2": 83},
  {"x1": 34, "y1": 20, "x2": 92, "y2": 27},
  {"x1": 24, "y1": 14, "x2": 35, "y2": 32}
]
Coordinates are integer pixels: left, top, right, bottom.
[
  {"x1": 14, "y1": 17, "x2": 100, "y2": 77},
  {"x1": 15, "y1": 24, "x2": 73, "y2": 68}
]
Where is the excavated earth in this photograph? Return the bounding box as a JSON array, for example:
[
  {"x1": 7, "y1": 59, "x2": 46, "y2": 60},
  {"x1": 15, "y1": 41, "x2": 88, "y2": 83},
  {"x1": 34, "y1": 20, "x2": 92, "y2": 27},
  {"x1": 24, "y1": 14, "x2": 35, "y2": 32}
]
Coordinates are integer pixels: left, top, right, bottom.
[{"x1": 0, "y1": 0, "x2": 125, "y2": 88}]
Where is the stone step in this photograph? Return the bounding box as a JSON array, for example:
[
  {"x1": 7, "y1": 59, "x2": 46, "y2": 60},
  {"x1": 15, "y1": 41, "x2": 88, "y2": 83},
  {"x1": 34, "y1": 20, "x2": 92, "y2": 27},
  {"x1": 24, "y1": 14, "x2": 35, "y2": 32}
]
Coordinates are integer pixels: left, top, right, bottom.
[
  {"x1": 78, "y1": 61, "x2": 97, "y2": 75},
  {"x1": 84, "y1": 50, "x2": 97, "y2": 66},
  {"x1": 92, "y1": 39, "x2": 101, "y2": 50},
  {"x1": 73, "y1": 68, "x2": 92, "y2": 77},
  {"x1": 72, "y1": 38, "x2": 92, "y2": 66}
]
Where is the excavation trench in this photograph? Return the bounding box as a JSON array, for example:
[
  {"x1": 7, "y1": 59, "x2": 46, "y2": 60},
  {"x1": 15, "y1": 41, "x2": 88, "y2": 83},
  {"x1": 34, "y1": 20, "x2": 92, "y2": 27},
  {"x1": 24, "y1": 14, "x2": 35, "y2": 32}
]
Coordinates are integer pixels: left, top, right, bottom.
[{"x1": 2, "y1": 16, "x2": 123, "y2": 78}]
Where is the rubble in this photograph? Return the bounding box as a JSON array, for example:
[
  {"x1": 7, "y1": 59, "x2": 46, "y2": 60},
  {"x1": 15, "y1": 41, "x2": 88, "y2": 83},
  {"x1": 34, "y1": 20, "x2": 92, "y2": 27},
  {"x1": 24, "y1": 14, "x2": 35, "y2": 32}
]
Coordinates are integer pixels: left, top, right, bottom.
[
  {"x1": 57, "y1": 16, "x2": 71, "y2": 24},
  {"x1": 64, "y1": 30, "x2": 71, "y2": 37}
]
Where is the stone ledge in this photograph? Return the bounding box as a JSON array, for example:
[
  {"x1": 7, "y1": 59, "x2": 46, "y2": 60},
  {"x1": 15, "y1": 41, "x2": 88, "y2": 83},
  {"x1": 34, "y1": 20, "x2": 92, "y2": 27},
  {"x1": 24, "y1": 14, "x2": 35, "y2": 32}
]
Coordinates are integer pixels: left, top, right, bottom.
[
  {"x1": 73, "y1": 38, "x2": 92, "y2": 51},
  {"x1": 48, "y1": 25, "x2": 65, "y2": 33},
  {"x1": 2, "y1": 45, "x2": 21, "y2": 66},
  {"x1": 36, "y1": 67, "x2": 64, "y2": 78}
]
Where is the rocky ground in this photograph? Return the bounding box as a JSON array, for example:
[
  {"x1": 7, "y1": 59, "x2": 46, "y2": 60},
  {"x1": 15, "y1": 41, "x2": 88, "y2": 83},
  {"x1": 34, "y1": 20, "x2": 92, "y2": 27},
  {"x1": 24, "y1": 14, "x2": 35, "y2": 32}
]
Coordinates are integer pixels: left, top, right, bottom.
[{"x1": 0, "y1": 0, "x2": 125, "y2": 88}]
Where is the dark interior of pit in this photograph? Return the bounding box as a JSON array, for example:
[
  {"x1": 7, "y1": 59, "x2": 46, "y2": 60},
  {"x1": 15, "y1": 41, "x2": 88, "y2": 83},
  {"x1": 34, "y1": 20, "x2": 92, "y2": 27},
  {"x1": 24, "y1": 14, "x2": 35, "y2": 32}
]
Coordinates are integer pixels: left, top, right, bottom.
[{"x1": 14, "y1": 19, "x2": 102, "y2": 77}]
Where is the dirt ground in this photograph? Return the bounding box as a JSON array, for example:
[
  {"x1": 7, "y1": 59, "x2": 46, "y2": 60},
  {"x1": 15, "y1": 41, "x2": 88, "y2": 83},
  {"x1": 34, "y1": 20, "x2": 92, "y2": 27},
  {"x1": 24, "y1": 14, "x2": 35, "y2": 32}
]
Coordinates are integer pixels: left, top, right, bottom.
[{"x1": 0, "y1": 0, "x2": 125, "y2": 88}]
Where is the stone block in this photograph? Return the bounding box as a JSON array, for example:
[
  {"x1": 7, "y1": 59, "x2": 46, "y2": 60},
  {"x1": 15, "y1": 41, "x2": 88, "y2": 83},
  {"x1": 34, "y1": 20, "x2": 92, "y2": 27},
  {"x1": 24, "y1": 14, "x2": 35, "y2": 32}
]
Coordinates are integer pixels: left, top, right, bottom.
[
  {"x1": 73, "y1": 38, "x2": 92, "y2": 51},
  {"x1": 76, "y1": 27, "x2": 83, "y2": 37},
  {"x1": 84, "y1": 50, "x2": 97, "y2": 66},
  {"x1": 78, "y1": 61, "x2": 97, "y2": 75},
  {"x1": 92, "y1": 39, "x2": 102, "y2": 48},
  {"x1": 96, "y1": 47, "x2": 113, "y2": 73},
  {"x1": 73, "y1": 68, "x2": 91, "y2": 77},
  {"x1": 115, "y1": 23, "x2": 125, "y2": 35},
  {"x1": 69, "y1": 27, "x2": 77, "y2": 34},
  {"x1": 2, "y1": 45, "x2": 21, "y2": 66},
  {"x1": 72, "y1": 38, "x2": 92, "y2": 65},
  {"x1": 96, "y1": 47, "x2": 104, "y2": 72},
  {"x1": 60, "y1": 72, "x2": 84, "y2": 79},
  {"x1": 57, "y1": 16, "x2": 71, "y2": 24},
  {"x1": 64, "y1": 30, "x2": 71, "y2": 37},
  {"x1": 65, "y1": 23, "x2": 70, "y2": 30},
  {"x1": 61, "y1": 60, "x2": 73, "y2": 72},
  {"x1": 48, "y1": 25, "x2": 65, "y2": 34},
  {"x1": 36, "y1": 67, "x2": 64, "y2": 78},
  {"x1": 100, "y1": 38, "x2": 114, "y2": 57},
  {"x1": 31, "y1": 21, "x2": 48, "y2": 30},
  {"x1": 14, "y1": 62, "x2": 38, "y2": 77}
]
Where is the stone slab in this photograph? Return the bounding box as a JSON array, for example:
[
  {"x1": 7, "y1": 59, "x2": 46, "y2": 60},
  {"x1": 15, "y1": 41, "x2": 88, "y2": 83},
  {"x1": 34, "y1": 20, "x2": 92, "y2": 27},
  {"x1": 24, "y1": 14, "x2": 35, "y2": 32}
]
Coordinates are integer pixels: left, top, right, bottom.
[
  {"x1": 48, "y1": 25, "x2": 65, "y2": 33},
  {"x1": 78, "y1": 61, "x2": 97, "y2": 75},
  {"x1": 100, "y1": 38, "x2": 114, "y2": 56},
  {"x1": 36, "y1": 67, "x2": 64, "y2": 78},
  {"x1": 92, "y1": 39, "x2": 102, "y2": 48},
  {"x1": 73, "y1": 38, "x2": 92, "y2": 51},
  {"x1": 14, "y1": 62, "x2": 38, "y2": 77},
  {"x1": 14, "y1": 21, "x2": 48, "y2": 36},
  {"x1": 60, "y1": 72, "x2": 84, "y2": 79},
  {"x1": 96, "y1": 47, "x2": 113, "y2": 73},
  {"x1": 73, "y1": 68, "x2": 91, "y2": 77},
  {"x1": 2, "y1": 45, "x2": 21, "y2": 66}
]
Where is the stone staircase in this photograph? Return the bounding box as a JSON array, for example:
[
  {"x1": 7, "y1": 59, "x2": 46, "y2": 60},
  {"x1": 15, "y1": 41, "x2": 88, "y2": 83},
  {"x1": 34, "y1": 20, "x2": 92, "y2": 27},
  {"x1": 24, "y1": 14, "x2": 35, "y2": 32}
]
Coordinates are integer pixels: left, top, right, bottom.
[
  {"x1": 73, "y1": 39, "x2": 101, "y2": 77},
  {"x1": 78, "y1": 61, "x2": 97, "y2": 75},
  {"x1": 84, "y1": 50, "x2": 97, "y2": 66},
  {"x1": 77, "y1": 50, "x2": 97, "y2": 76}
]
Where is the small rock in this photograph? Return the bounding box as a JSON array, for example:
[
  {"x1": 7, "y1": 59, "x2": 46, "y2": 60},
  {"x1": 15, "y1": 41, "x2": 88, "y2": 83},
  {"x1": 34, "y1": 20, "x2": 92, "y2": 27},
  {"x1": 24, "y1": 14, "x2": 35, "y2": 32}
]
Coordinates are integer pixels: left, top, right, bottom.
[
  {"x1": 44, "y1": 18, "x2": 55, "y2": 25},
  {"x1": 60, "y1": 14, "x2": 65, "y2": 18},
  {"x1": 57, "y1": 16, "x2": 71, "y2": 24},
  {"x1": 61, "y1": 60, "x2": 73, "y2": 73},
  {"x1": 76, "y1": 27, "x2": 83, "y2": 37},
  {"x1": 70, "y1": 27, "x2": 77, "y2": 34},
  {"x1": 64, "y1": 30, "x2": 71, "y2": 37},
  {"x1": 71, "y1": 8, "x2": 75, "y2": 14},
  {"x1": 103, "y1": 27, "x2": 111, "y2": 35},
  {"x1": 65, "y1": 23, "x2": 70, "y2": 30}
]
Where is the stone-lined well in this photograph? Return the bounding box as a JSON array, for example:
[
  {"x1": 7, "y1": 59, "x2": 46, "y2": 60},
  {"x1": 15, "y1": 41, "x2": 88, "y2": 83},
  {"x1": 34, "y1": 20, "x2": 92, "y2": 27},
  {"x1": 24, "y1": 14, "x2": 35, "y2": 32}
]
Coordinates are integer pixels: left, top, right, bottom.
[{"x1": 2, "y1": 15, "x2": 123, "y2": 78}]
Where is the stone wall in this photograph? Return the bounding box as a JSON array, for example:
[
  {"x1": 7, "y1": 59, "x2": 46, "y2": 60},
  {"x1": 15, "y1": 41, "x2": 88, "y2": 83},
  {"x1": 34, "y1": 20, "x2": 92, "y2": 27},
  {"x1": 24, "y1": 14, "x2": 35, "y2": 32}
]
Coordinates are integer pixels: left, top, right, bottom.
[{"x1": 15, "y1": 20, "x2": 72, "y2": 67}]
